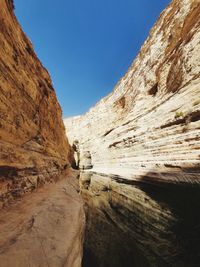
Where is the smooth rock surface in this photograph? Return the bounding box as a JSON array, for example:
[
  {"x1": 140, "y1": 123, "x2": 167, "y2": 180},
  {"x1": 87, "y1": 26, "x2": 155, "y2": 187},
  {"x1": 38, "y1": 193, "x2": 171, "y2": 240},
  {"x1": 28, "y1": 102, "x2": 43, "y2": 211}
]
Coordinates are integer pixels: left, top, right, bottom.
[
  {"x1": 0, "y1": 170, "x2": 85, "y2": 267},
  {"x1": 64, "y1": 0, "x2": 200, "y2": 184}
]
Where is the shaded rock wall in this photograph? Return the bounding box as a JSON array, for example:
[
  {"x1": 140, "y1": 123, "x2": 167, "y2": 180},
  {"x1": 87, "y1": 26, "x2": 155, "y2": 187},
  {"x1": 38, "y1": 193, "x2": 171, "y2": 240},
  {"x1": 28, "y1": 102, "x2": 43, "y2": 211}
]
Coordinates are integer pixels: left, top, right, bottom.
[
  {"x1": 64, "y1": 0, "x2": 200, "y2": 184},
  {"x1": 0, "y1": 0, "x2": 74, "y2": 206}
]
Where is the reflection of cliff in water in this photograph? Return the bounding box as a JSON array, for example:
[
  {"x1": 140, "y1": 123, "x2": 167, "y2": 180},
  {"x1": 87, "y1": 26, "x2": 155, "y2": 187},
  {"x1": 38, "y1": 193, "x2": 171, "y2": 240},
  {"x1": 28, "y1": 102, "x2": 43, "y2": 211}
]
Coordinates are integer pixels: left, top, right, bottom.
[{"x1": 80, "y1": 171, "x2": 200, "y2": 267}]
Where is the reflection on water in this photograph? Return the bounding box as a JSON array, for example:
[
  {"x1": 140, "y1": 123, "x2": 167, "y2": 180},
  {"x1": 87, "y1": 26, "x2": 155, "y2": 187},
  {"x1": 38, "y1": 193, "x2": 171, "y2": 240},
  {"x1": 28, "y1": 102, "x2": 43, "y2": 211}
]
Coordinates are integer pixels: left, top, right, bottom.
[{"x1": 80, "y1": 171, "x2": 200, "y2": 267}]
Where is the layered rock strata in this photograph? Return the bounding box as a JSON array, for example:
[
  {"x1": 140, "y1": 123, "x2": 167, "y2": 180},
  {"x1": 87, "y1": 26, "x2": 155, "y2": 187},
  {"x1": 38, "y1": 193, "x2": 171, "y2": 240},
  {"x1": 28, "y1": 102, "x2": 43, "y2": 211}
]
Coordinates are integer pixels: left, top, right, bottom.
[
  {"x1": 0, "y1": 1, "x2": 85, "y2": 267},
  {"x1": 65, "y1": 1, "x2": 200, "y2": 265},
  {"x1": 0, "y1": 0, "x2": 74, "y2": 206},
  {"x1": 64, "y1": 0, "x2": 200, "y2": 184}
]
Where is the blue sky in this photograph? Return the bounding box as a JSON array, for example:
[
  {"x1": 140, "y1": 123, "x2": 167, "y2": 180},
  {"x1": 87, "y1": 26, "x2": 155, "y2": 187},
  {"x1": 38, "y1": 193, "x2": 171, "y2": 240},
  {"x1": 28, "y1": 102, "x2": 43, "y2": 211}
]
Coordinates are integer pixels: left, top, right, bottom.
[{"x1": 15, "y1": 0, "x2": 171, "y2": 117}]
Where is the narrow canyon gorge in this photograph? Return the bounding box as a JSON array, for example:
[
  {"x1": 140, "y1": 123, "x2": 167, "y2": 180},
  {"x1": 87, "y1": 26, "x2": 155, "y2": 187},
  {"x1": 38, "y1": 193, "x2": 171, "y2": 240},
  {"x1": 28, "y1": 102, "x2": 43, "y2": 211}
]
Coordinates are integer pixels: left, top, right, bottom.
[{"x1": 0, "y1": 0, "x2": 200, "y2": 266}]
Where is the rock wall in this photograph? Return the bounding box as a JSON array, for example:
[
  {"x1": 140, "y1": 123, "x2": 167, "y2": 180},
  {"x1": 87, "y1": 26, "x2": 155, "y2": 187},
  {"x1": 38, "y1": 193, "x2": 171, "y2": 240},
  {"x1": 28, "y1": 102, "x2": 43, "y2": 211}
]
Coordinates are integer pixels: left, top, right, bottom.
[
  {"x1": 0, "y1": 1, "x2": 85, "y2": 267},
  {"x1": 64, "y1": 0, "x2": 200, "y2": 184},
  {"x1": 0, "y1": 0, "x2": 74, "y2": 206}
]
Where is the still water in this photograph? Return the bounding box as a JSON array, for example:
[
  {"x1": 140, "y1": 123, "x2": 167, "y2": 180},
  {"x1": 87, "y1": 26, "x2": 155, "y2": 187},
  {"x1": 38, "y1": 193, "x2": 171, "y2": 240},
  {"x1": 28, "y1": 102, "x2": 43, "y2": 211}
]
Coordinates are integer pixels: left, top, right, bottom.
[{"x1": 80, "y1": 171, "x2": 200, "y2": 267}]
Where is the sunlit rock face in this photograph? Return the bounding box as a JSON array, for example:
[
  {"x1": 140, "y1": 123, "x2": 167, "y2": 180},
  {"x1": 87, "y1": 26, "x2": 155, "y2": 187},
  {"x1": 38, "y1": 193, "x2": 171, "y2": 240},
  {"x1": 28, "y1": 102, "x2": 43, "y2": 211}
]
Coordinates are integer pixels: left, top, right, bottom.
[
  {"x1": 64, "y1": 1, "x2": 200, "y2": 264},
  {"x1": 64, "y1": 0, "x2": 200, "y2": 184},
  {"x1": 0, "y1": 2, "x2": 85, "y2": 266},
  {"x1": 0, "y1": 0, "x2": 74, "y2": 206}
]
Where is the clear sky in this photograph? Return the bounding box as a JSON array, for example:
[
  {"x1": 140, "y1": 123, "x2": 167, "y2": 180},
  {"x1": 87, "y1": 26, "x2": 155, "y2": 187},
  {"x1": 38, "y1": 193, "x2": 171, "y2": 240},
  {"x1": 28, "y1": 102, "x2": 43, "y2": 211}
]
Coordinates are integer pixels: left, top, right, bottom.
[{"x1": 15, "y1": 0, "x2": 171, "y2": 117}]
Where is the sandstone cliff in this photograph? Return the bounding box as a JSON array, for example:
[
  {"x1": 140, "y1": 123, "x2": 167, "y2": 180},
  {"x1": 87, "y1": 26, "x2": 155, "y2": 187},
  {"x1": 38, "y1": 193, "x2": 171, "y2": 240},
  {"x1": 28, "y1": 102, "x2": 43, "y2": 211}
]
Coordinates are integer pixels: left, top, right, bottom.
[
  {"x1": 64, "y1": 0, "x2": 200, "y2": 185},
  {"x1": 0, "y1": 0, "x2": 74, "y2": 206},
  {"x1": 0, "y1": 1, "x2": 84, "y2": 266}
]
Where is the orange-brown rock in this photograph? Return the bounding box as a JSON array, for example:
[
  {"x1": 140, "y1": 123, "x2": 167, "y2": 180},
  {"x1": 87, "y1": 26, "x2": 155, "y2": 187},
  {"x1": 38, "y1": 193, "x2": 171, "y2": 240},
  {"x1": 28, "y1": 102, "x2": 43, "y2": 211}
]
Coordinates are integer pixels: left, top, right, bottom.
[
  {"x1": 0, "y1": 0, "x2": 74, "y2": 206},
  {"x1": 0, "y1": 2, "x2": 85, "y2": 267}
]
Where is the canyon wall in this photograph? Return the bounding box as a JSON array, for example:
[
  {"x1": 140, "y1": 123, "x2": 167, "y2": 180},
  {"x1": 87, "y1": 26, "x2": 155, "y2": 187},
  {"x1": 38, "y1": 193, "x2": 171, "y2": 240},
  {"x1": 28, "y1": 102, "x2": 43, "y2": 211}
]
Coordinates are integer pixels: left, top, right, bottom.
[
  {"x1": 0, "y1": 0, "x2": 74, "y2": 205},
  {"x1": 0, "y1": 1, "x2": 84, "y2": 266},
  {"x1": 64, "y1": 1, "x2": 200, "y2": 265},
  {"x1": 64, "y1": 0, "x2": 200, "y2": 185}
]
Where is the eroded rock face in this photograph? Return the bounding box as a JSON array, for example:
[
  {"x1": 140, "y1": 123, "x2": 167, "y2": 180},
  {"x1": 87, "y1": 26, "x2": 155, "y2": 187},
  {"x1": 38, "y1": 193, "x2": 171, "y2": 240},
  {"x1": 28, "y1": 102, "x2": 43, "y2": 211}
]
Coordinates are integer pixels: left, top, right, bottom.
[
  {"x1": 0, "y1": 2, "x2": 85, "y2": 266},
  {"x1": 65, "y1": 1, "x2": 200, "y2": 265},
  {"x1": 0, "y1": 0, "x2": 74, "y2": 206},
  {"x1": 64, "y1": 0, "x2": 200, "y2": 184}
]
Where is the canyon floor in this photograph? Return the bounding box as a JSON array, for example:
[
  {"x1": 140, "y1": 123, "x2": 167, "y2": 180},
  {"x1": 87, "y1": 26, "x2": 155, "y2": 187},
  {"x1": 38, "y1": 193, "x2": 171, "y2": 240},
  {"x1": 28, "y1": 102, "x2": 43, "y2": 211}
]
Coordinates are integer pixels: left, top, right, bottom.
[{"x1": 0, "y1": 170, "x2": 85, "y2": 267}]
